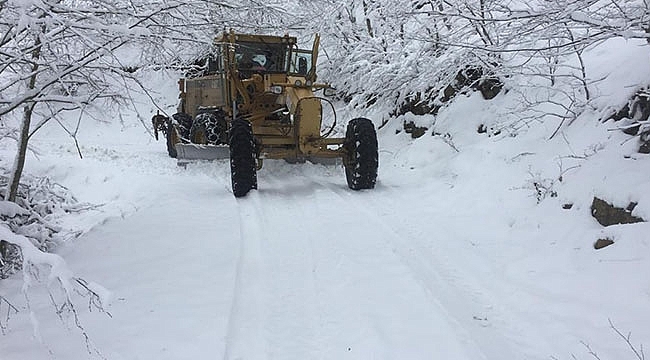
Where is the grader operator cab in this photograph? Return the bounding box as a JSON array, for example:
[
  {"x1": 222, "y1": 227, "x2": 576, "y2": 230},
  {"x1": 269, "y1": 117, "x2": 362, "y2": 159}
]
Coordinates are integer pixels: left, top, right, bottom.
[{"x1": 152, "y1": 31, "x2": 378, "y2": 197}]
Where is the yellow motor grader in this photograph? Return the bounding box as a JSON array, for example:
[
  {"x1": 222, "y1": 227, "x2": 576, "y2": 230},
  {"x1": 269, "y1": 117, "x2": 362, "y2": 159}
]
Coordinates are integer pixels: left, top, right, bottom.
[{"x1": 153, "y1": 31, "x2": 378, "y2": 197}]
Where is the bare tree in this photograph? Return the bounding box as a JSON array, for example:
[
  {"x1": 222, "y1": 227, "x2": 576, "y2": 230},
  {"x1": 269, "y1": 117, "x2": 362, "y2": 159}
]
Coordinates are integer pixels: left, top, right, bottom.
[
  {"x1": 0, "y1": 0, "x2": 189, "y2": 202},
  {"x1": 306, "y1": 0, "x2": 649, "y2": 136}
]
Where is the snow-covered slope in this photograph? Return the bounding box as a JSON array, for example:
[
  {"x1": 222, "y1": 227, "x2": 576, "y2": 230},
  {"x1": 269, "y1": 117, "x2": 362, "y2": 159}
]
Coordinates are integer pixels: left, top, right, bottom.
[{"x1": 1, "y1": 40, "x2": 649, "y2": 360}]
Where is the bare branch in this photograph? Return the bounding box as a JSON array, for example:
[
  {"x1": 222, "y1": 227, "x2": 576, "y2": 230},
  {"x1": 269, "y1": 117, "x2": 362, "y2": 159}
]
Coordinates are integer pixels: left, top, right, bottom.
[
  {"x1": 0, "y1": 295, "x2": 19, "y2": 335},
  {"x1": 609, "y1": 319, "x2": 645, "y2": 360}
]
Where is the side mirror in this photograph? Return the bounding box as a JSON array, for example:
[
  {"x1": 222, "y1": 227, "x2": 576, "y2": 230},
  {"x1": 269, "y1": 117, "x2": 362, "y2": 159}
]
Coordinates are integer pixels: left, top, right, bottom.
[{"x1": 323, "y1": 87, "x2": 337, "y2": 97}]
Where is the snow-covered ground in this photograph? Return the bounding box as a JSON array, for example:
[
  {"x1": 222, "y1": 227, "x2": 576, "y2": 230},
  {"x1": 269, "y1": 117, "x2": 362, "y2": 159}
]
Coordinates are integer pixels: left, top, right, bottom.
[{"x1": 1, "y1": 40, "x2": 650, "y2": 360}]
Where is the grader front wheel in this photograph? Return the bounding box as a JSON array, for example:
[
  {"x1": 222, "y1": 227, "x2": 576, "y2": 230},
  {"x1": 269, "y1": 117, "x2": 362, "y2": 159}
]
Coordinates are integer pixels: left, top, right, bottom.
[
  {"x1": 229, "y1": 118, "x2": 258, "y2": 197},
  {"x1": 344, "y1": 118, "x2": 378, "y2": 190}
]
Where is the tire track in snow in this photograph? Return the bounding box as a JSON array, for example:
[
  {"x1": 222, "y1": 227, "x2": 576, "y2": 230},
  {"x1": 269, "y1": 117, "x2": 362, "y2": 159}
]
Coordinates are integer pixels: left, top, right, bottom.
[
  {"x1": 351, "y1": 185, "x2": 565, "y2": 359},
  {"x1": 255, "y1": 163, "x2": 488, "y2": 359},
  {"x1": 221, "y1": 160, "x2": 510, "y2": 359},
  {"x1": 355, "y1": 183, "x2": 556, "y2": 358},
  {"x1": 222, "y1": 193, "x2": 270, "y2": 360},
  {"x1": 221, "y1": 173, "x2": 326, "y2": 360},
  {"x1": 255, "y1": 175, "x2": 325, "y2": 359},
  {"x1": 306, "y1": 176, "x2": 522, "y2": 359}
]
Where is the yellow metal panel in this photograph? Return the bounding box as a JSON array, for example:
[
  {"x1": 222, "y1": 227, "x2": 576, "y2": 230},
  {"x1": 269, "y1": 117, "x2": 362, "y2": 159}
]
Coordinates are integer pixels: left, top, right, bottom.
[
  {"x1": 184, "y1": 75, "x2": 227, "y2": 118},
  {"x1": 296, "y1": 97, "x2": 322, "y2": 155},
  {"x1": 255, "y1": 137, "x2": 295, "y2": 145}
]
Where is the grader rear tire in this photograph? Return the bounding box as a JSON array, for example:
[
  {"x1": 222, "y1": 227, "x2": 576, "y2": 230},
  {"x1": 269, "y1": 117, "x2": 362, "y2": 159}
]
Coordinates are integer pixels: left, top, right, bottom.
[
  {"x1": 344, "y1": 118, "x2": 378, "y2": 190},
  {"x1": 172, "y1": 112, "x2": 193, "y2": 139},
  {"x1": 229, "y1": 118, "x2": 257, "y2": 197},
  {"x1": 190, "y1": 113, "x2": 212, "y2": 144},
  {"x1": 191, "y1": 112, "x2": 229, "y2": 145}
]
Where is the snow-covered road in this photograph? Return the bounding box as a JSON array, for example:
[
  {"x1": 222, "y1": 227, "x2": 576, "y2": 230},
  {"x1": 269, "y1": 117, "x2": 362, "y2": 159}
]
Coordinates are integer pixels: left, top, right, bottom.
[
  {"x1": 2, "y1": 107, "x2": 649, "y2": 360},
  {"x1": 1, "y1": 148, "x2": 500, "y2": 359},
  {"x1": 64, "y1": 157, "x2": 502, "y2": 360},
  {"x1": 225, "y1": 171, "x2": 488, "y2": 360}
]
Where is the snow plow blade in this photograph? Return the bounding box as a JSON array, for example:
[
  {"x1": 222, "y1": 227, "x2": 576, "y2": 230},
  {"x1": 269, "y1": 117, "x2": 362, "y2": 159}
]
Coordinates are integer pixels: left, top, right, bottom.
[{"x1": 175, "y1": 143, "x2": 230, "y2": 161}]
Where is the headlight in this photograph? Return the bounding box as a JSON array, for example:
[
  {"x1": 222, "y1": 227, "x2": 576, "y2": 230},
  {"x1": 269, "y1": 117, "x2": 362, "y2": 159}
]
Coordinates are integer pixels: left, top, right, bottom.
[
  {"x1": 294, "y1": 79, "x2": 303, "y2": 87},
  {"x1": 305, "y1": 80, "x2": 313, "y2": 87},
  {"x1": 270, "y1": 85, "x2": 283, "y2": 94}
]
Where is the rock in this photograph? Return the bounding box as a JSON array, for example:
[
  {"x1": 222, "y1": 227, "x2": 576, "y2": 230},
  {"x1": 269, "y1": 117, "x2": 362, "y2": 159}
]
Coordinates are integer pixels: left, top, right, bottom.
[
  {"x1": 623, "y1": 123, "x2": 641, "y2": 136},
  {"x1": 392, "y1": 65, "x2": 503, "y2": 117},
  {"x1": 590, "y1": 197, "x2": 645, "y2": 227},
  {"x1": 594, "y1": 238, "x2": 615, "y2": 249},
  {"x1": 639, "y1": 141, "x2": 650, "y2": 154},
  {"x1": 441, "y1": 84, "x2": 457, "y2": 103},
  {"x1": 478, "y1": 77, "x2": 503, "y2": 100},
  {"x1": 631, "y1": 91, "x2": 650, "y2": 121},
  {"x1": 443, "y1": 65, "x2": 503, "y2": 102},
  {"x1": 403, "y1": 121, "x2": 428, "y2": 139},
  {"x1": 393, "y1": 91, "x2": 440, "y2": 117},
  {"x1": 610, "y1": 103, "x2": 630, "y2": 122},
  {"x1": 562, "y1": 203, "x2": 573, "y2": 210},
  {"x1": 608, "y1": 90, "x2": 650, "y2": 142},
  {"x1": 639, "y1": 128, "x2": 650, "y2": 154},
  {"x1": 626, "y1": 202, "x2": 638, "y2": 212},
  {"x1": 477, "y1": 124, "x2": 501, "y2": 137}
]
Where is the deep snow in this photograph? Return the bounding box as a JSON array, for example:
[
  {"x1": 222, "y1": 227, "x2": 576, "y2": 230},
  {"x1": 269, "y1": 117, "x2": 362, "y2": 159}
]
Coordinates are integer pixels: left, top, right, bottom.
[{"x1": 1, "y1": 39, "x2": 649, "y2": 360}]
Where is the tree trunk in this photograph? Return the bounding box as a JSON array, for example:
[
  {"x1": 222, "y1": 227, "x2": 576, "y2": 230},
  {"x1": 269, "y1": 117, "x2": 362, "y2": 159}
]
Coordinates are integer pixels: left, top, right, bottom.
[
  {"x1": 363, "y1": 0, "x2": 373, "y2": 37},
  {"x1": 5, "y1": 34, "x2": 41, "y2": 202},
  {"x1": 6, "y1": 104, "x2": 34, "y2": 202}
]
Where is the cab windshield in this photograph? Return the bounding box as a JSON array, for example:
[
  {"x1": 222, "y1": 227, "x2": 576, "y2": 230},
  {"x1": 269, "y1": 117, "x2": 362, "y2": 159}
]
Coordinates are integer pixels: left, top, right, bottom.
[{"x1": 235, "y1": 41, "x2": 288, "y2": 73}]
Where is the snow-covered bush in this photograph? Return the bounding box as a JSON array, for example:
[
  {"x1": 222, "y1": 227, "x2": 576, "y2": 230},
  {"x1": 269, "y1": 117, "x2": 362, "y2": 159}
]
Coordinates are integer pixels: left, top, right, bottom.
[
  {"x1": 0, "y1": 168, "x2": 111, "y2": 347},
  {"x1": 0, "y1": 169, "x2": 90, "y2": 279}
]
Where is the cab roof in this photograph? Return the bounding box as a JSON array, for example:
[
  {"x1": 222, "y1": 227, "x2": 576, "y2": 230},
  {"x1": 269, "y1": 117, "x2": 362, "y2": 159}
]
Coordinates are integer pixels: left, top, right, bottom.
[{"x1": 214, "y1": 32, "x2": 297, "y2": 46}]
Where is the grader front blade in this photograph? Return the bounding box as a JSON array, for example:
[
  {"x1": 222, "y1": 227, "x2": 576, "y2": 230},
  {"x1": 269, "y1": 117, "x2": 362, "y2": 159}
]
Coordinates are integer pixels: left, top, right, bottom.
[{"x1": 175, "y1": 143, "x2": 230, "y2": 161}]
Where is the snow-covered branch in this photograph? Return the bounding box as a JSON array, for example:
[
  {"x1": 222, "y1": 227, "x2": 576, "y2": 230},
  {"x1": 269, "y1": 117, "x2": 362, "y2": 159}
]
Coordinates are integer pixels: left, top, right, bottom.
[{"x1": 0, "y1": 224, "x2": 111, "y2": 353}]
